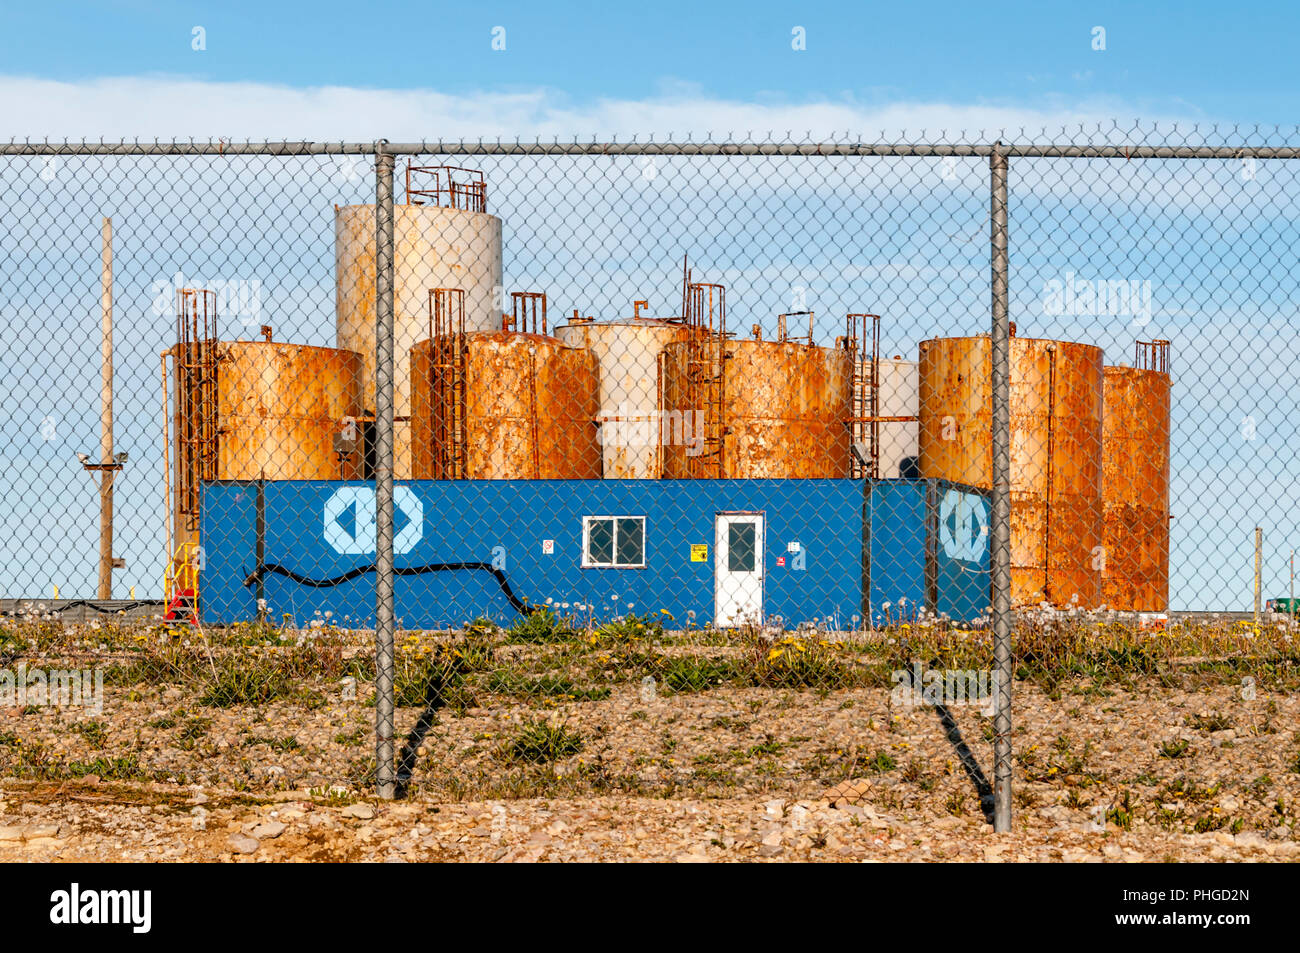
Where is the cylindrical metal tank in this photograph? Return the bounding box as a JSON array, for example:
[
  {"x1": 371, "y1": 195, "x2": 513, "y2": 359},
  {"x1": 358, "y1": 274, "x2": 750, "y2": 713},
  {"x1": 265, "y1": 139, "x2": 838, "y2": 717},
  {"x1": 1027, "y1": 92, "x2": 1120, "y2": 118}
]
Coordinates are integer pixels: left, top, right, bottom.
[
  {"x1": 335, "y1": 203, "x2": 504, "y2": 478},
  {"x1": 409, "y1": 331, "x2": 600, "y2": 479},
  {"x1": 212, "y1": 341, "x2": 366, "y2": 480},
  {"x1": 165, "y1": 340, "x2": 365, "y2": 552},
  {"x1": 555, "y1": 317, "x2": 696, "y2": 479},
  {"x1": 873, "y1": 357, "x2": 919, "y2": 478},
  {"x1": 659, "y1": 339, "x2": 853, "y2": 478},
  {"x1": 1101, "y1": 365, "x2": 1171, "y2": 611},
  {"x1": 918, "y1": 334, "x2": 1104, "y2": 607}
]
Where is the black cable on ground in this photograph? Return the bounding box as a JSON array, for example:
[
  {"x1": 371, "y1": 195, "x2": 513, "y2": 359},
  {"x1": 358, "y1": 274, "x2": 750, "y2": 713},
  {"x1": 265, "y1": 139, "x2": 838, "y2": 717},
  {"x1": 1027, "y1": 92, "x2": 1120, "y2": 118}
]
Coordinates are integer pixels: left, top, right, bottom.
[
  {"x1": 14, "y1": 599, "x2": 165, "y2": 614},
  {"x1": 242, "y1": 561, "x2": 534, "y2": 614}
]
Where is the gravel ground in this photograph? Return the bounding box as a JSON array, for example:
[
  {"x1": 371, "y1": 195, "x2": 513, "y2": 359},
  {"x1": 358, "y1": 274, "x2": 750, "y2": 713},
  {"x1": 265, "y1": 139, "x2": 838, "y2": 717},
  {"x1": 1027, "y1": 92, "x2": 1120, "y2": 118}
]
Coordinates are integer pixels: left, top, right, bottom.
[{"x1": 3, "y1": 660, "x2": 1298, "y2": 861}]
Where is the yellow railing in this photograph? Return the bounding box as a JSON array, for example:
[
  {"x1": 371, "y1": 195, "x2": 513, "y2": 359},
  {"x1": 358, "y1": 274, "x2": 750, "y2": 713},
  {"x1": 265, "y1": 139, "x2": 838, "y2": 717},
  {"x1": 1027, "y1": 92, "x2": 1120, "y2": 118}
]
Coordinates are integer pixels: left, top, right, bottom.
[{"x1": 164, "y1": 542, "x2": 199, "y2": 605}]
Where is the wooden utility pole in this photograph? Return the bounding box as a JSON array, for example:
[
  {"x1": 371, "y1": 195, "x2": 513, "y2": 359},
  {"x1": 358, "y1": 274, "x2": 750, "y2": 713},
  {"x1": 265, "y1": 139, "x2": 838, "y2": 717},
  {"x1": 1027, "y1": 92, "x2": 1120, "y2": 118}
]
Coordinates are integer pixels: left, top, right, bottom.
[
  {"x1": 1254, "y1": 526, "x2": 1263, "y2": 628},
  {"x1": 98, "y1": 216, "x2": 114, "y2": 599}
]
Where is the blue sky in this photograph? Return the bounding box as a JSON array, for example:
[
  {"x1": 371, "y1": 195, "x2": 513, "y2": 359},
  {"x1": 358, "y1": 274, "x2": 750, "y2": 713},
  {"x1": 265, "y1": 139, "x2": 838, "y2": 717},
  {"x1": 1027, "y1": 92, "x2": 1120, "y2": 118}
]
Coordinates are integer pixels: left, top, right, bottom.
[
  {"x1": 0, "y1": 2, "x2": 1297, "y2": 611},
  {"x1": 0, "y1": 1, "x2": 1295, "y2": 126}
]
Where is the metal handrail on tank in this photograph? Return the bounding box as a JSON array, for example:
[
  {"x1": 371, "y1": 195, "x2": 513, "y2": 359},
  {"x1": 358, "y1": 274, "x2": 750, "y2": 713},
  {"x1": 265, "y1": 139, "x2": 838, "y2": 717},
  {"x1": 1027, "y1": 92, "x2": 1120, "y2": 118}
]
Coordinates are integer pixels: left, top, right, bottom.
[
  {"x1": 405, "y1": 163, "x2": 488, "y2": 212},
  {"x1": 684, "y1": 280, "x2": 728, "y2": 478},
  {"x1": 507, "y1": 291, "x2": 548, "y2": 335},
  {"x1": 1136, "y1": 339, "x2": 1171, "y2": 373},
  {"x1": 777, "y1": 311, "x2": 815, "y2": 345}
]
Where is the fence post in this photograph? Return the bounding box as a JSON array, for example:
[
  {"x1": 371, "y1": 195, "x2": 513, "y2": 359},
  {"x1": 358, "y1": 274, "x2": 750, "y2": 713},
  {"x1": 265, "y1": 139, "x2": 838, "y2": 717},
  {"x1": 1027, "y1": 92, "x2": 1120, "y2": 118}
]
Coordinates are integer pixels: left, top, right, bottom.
[
  {"x1": 990, "y1": 142, "x2": 1013, "y2": 832},
  {"x1": 374, "y1": 141, "x2": 397, "y2": 800}
]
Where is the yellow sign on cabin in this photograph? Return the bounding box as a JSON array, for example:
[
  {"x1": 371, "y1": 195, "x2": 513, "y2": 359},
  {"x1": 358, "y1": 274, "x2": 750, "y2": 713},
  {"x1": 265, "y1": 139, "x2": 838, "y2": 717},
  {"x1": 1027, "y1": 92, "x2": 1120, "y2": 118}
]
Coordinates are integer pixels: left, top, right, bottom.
[{"x1": 690, "y1": 544, "x2": 708, "y2": 562}]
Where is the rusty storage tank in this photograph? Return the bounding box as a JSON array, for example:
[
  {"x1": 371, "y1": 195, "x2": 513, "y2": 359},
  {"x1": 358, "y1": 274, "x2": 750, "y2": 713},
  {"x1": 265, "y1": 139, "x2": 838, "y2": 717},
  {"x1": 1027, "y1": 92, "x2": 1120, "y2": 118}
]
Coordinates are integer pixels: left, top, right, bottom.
[
  {"x1": 1100, "y1": 343, "x2": 1171, "y2": 612},
  {"x1": 335, "y1": 166, "x2": 504, "y2": 478},
  {"x1": 164, "y1": 335, "x2": 365, "y2": 554},
  {"x1": 659, "y1": 326, "x2": 853, "y2": 478},
  {"x1": 918, "y1": 331, "x2": 1104, "y2": 607},
  {"x1": 410, "y1": 325, "x2": 600, "y2": 479},
  {"x1": 555, "y1": 308, "x2": 697, "y2": 478}
]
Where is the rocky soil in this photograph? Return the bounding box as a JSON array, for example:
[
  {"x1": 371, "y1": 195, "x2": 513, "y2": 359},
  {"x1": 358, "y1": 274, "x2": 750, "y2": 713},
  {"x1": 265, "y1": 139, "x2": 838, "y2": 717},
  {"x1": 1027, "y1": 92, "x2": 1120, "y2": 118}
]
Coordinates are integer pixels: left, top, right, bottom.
[{"x1": 3, "y1": 665, "x2": 1297, "y2": 861}]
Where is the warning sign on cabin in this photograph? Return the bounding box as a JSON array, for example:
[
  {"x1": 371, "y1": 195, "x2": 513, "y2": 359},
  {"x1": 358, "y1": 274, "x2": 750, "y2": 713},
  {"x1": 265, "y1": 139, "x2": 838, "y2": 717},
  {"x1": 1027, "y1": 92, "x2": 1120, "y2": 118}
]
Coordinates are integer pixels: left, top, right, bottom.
[{"x1": 690, "y1": 544, "x2": 708, "y2": 562}]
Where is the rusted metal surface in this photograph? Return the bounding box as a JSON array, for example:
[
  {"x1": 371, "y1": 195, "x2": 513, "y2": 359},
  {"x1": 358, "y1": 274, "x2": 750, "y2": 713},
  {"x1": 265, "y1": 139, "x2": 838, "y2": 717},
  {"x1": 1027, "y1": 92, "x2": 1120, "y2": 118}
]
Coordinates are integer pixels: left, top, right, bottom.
[
  {"x1": 681, "y1": 282, "x2": 729, "y2": 476},
  {"x1": 404, "y1": 163, "x2": 488, "y2": 212},
  {"x1": 410, "y1": 331, "x2": 600, "y2": 479},
  {"x1": 555, "y1": 316, "x2": 696, "y2": 479},
  {"x1": 918, "y1": 334, "x2": 1104, "y2": 606},
  {"x1": 1101, "y1": 363, "x2": 1172, "y2": 611},
  {"x1": 335, "y1": 201, "x2": 502, "y2": 477},
  {"x1": 661, "y1": 339, "x2": 853, "y2": 479},
  {"x1": 165, "y1": 341, "x2": 365, "y2": 557},
  {"x1": 210, "y1": 342, "x2": 365, "y2": 481}
]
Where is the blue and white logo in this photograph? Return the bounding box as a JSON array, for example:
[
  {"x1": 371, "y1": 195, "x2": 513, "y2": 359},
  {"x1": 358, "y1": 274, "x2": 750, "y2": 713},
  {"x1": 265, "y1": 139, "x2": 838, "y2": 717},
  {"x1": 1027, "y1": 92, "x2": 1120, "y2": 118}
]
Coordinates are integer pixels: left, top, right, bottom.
[
  {"x1": 324, "y1": 486, "x2": 424, "y2": 555},
  {"x1": 939, "y1": 489, "x2": 989, "y2": 563}
]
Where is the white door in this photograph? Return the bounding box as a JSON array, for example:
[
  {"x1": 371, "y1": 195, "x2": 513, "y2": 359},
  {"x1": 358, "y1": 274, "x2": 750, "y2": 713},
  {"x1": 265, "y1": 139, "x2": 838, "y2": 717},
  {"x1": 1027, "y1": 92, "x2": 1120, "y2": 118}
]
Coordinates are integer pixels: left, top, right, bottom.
[{"x1": 715, "y1": 513, "x2": 764, "y2": 626}]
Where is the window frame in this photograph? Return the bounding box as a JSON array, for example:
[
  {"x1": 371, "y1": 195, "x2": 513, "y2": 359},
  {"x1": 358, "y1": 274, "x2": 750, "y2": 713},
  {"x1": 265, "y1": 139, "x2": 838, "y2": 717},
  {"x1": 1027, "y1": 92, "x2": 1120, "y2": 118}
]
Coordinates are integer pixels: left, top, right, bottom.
[{"x1": 581, "y1": 515, "x2": 647, "y2": 569}]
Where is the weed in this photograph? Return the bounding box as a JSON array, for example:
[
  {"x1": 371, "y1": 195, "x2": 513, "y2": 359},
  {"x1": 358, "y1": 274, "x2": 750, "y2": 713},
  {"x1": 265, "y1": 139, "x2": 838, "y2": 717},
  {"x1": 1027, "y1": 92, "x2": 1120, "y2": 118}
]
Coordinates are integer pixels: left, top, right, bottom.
[{"x1": 502, "y1": 720, "x2": 584, "y2": 764}]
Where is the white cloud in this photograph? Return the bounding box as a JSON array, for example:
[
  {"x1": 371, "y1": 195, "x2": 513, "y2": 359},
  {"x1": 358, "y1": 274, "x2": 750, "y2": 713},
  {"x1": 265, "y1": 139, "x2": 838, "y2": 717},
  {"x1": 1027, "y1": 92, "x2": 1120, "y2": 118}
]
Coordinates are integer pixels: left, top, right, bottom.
[{"x1": 0, "y1": 73, "x2": 1195, "y2": 143}]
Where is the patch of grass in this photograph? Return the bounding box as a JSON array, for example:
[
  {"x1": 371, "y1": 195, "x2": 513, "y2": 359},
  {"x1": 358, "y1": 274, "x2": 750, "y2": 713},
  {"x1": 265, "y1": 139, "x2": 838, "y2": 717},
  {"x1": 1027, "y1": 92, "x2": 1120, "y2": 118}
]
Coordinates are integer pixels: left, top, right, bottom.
[
  {"x1": 334, "y1": 728, "x2": 365, "y2": 747},
  {"x1": 199, "y1": 664, "x2": 294, "y2": 707},
  {"x1": 176, "y1": 717, "x2": 212, "y2": 751},
  {"x1": 867, "y1": 750, "x2": 898, "y2": 773},
  {"x1": 596, "y1": 612, "x2": 666, "y2": 643},
  {"x1": 502, "y1": 720, "x2": 584, "y2": 764},
  {"x1": 1159, "y1": 738, "x2": 1193, "y2": 759},
  {"x1": 507, "y1": 606, "x2": 579, "y2": 644},
  {"x1": 1106, "y1": 789, "x2": 1135, "y2": 830},
  {"x1": 72, "y1": 721, "x2": 108, "y2": 749},
  {"x1": 483, "y1": 670, "x2": 610, "y2": 701},
  {"x1": 746, "y1": 635, "x2": 854, "y2": 690},
  {"x1": 67, "y1": 755, "x2": 149, "y2": 781},
  {"x1": 1185, "y1": 712, "x2": 1233, "y2": 732},
  {"x1": 244, "y1": 735, "x2": 301, "y2": 751},
  {"x1": 1163, "y1": 776, "x2": 1220, "y2": 802}
]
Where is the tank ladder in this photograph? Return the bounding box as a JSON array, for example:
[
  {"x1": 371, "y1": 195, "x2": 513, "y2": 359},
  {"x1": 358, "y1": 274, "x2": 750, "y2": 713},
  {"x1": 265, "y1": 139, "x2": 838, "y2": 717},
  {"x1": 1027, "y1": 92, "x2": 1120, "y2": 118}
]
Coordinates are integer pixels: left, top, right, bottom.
[
  {"x1": 846, "y1": 313, "x2": 881, "y2": 479},
  {"x1": 428, "y1": 287, "x2": 468, "y2": 479},
  {"x1": 508, "y1": 292, "x2": 549, "y2": 479},
  {"x1": 174, "y1": 289, "x2": 219, "y2": 532},
  {"x1": 685, "y1": 281, "x2": 728, "y2": 478}
]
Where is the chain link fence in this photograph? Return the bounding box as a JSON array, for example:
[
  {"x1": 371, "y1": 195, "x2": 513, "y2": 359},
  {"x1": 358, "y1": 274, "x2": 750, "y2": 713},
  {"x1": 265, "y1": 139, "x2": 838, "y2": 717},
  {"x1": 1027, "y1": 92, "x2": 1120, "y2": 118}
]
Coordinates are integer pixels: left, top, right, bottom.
[{"x1": 2, "y1": 129, "x2": 1299, "y2": 851}]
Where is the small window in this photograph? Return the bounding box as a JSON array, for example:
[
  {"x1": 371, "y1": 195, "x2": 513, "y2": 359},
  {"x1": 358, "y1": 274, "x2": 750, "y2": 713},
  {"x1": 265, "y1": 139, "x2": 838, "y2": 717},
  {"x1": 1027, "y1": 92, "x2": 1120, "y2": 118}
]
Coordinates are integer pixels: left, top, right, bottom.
[
  {"x1": 582, "y1": 516, "x2": 646, "y2": 568},
  {"x1": 728, "y1": 521, "x2": 757, "y2": 572}
]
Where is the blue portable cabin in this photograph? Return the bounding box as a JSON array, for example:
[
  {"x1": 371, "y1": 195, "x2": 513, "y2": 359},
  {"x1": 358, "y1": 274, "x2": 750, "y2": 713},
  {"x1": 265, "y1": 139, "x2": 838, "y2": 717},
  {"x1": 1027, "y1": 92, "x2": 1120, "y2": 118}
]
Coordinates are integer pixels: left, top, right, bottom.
[{"x1": 198, "y1": 477, "x2": 990, "y2": 630}]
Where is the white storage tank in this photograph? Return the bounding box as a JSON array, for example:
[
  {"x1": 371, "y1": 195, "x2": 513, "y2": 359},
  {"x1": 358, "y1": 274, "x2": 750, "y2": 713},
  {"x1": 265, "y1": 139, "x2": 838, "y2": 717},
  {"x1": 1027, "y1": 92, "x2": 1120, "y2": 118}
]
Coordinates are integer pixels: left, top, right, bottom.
[
  {"x1": 874, "y1": 356, "x2": 919, "y2": 478},
  {"x1": 555, "y1": 313, "x2": 697, "y2": 479},
  {"x1": 335, "y1": 173, "x2": 503, "y2": 478}
]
